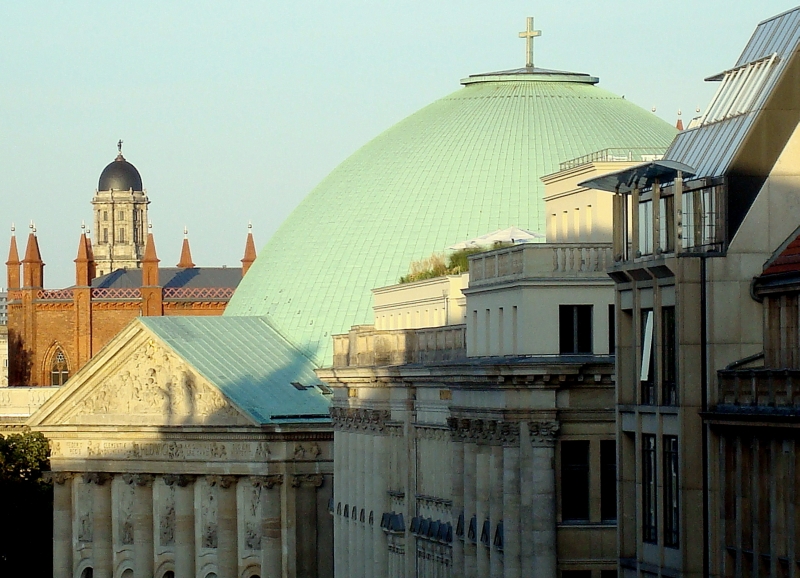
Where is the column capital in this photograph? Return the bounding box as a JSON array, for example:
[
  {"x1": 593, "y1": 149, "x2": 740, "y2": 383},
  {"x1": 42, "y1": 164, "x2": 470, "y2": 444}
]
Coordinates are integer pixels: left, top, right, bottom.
[
  {"x1": 122, "y1": 473, "x2": 154, "y2": 486},
  {"x1": 43, "y1": 471, "x2": 74, "y2": 485},
  {"x1": 250, "y1": 474, "x2": 283, "y2": 489},
  {"x1": 162, "y1": 474, "x2": 196, "y2": 487},
  {"x1": 331, "y1": 406, "x2": 392, "y2": 432},
  {"x1": 499, "y1": 421, "x2": 521, "y2": 447},
  {"x1": 528, "y1": 420, "x2": 560, "y2": 447},
  {"x1": 291, "y1": 473, "x2": 324, "y2": 488},
  {"x1": 83, "y1": 472, "x2": 113, "y2": 485},
  {"x1": 207, "y1": 474, "x2": 237, "y2": 489}
]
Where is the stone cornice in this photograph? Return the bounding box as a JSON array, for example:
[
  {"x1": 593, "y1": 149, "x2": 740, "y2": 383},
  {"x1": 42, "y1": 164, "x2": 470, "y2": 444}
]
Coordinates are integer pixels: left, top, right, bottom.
[{"x1": 291, "y1": 473, "x2": 324, "y2": 488}]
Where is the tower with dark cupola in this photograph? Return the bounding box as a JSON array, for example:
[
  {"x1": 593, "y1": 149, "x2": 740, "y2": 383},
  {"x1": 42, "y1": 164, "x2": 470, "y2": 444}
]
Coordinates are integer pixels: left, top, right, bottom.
[{"x1": 91, "y1": 141, "x2": 149, "y2": 276}]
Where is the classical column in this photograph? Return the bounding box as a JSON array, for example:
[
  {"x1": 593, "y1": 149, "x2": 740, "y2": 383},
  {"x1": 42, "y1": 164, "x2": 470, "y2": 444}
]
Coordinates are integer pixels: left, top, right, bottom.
[
  {"x1": 126, "y1": 474, "x2": 154, "y2": 578},
  {"x1": 463, "y1": 423, "x2": 477, "y2": 578},
  {"x1": 85, "y1": 472, "x2": 113, "y2": 578},
  {"x1": 51, "y1": 473, "x2": 73, "y2": 578},
  {"x1": 476, "y1": 440, "x2": 490, "y2": 578},
  {"x1": 293, "y1": 473, "x2": 324, "y2": 577},
  {"x1": 333, "y1": 416, "x2": 349, "y2": 578},
  {"x1": 447, "y1": 418, "x2": 465, "y2": 578},
  {"x1": 529, "y1": 421, "x2": 559, "y2": 578},
  {"x1": 210, "y1": 475, "x2": 239, "y2": 578},
  {"x1": 373, "y1": 430, "x2": 390, "y2": 577},
  {"x1": 489, "y1": 439, "x2": 503, "y2": 578},
  {"x1": 501, "y1": 422, "x2": 522, "y2": 578},
  {"x1": 260, "y1": 475, "x2": 284, "y2": 578},
  {"x1": 165, "y1": 475, "x2": 196, "y2": 578},
  {"x1": 348, "y1": 428, "x2": 358, "y2": 578}
]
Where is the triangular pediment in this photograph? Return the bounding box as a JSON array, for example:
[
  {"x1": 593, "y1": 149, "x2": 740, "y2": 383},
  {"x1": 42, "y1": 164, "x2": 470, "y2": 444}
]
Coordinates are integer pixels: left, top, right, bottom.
[{"x1": 29, "y1": 320, "x2": 256, "y2": 428}]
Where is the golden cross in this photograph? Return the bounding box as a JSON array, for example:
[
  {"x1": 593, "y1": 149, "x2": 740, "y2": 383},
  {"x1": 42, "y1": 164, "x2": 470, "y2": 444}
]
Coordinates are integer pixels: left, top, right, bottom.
[{"x1": 518, "y1": 17, "x2": 542, "y2": 68}]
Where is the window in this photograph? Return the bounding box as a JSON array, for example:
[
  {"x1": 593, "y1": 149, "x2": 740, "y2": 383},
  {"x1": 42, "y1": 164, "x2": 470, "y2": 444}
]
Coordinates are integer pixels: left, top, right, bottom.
[
  {"x1": 560, "y1": 305, "x2": 592, "y2": 354},
  {"x1": 663, "y1": 435, "x2": 679, "y2": 548},
  {"x1": 119, "y1": 210, "x2": 124, "y2": 220},
  {"x1": 662, "y1": 307, "x2": 677, "y2": 405},
  {"x1": 600, "y1": 571, "x2": 618, "y2": 578},
  {"x1": 561, "y1": 440, "x2": 590, "y2": 521},
  {"x1": 608, "y1": 304, "x2": 615, "y2": 355},
  {"x1": 642, "y1": 434, "x2": 658, "y2": 543},
  {"x1": 639, "y1": 200, "x2": 653, "y2": 256},
  {"x1": 659, "y1": 195, "x2": 675, "y2": 253},
  {"x1": 103, "y1": 228, "x2": 108, "y2": 244},
  {"x1": 640, "y1": 309, "x2": 655, "y2": 404},
  {"x1": 600, "y1": 440, "x2": 617, "y2": 522},
  {"x1": 50, "y1": 349, "x2": 69, "y2": 386},
  {"x1": 119, "y1": 228, "x2": 126, "y2": 243},
  {"x1": 103, "y1": 210, "x2": 108, "y2": 221}
]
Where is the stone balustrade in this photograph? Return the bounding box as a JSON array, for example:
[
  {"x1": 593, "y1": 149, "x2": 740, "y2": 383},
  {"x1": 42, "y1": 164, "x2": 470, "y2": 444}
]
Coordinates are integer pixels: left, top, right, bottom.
[
  {"x1": 332, "y1": 324, "x2": 467, "y2": 368},
  {"x1": 717, "y1": 368, "x2": 800, "y2": 411},
  {"x1": 0, "y1": 386, "x2": 60, "y2": 424},
  {"x1": 468, "y1": 243, "x2": 614, "y2": 285}
]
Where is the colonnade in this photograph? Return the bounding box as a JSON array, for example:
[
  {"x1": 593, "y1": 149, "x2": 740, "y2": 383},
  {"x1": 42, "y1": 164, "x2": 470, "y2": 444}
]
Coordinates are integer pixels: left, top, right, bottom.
[
  {"x1": 50, "y1": 471, "x2": 317, "y2": 578},
  {"x1": 447, "y1": 418, "x2": 558, "y2": 578}
]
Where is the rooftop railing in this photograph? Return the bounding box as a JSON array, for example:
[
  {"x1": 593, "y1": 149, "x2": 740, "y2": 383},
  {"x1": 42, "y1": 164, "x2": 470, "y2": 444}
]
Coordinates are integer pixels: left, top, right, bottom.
[
  {"x1": 716, "y1": 368, "x2": 800, "y2": 412},
  {"x1": 559, "y1": 148, "x2": 664, "y2": 171}
]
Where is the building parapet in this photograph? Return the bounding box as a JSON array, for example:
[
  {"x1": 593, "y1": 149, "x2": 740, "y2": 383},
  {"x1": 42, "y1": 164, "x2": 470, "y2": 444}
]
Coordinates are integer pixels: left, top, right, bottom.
[
  {"x1": 716, "y1": 368, "x2": 800, "y2": 413},
  {"x1": 0, "y1": 386, "x2": 60, "y2": 423},
  {"x1": 468, "y1": 243, "x2": 613, "y2": 286},
  {"x1": 558, "y1": 147, "x2": 664, "y2": 171},
  {"x1": 332, "y1": 324, "x2": 467, "y2": 368}
]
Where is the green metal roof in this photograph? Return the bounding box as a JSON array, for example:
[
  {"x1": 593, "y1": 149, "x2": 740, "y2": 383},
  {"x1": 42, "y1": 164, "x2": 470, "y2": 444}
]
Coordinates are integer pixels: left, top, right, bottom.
[
  {"x1": 140, "y1": 316, "x2": 329, "y2": 425},
  {"x1": 226, "y1": 71, "x2": 677, "y2": 365}
]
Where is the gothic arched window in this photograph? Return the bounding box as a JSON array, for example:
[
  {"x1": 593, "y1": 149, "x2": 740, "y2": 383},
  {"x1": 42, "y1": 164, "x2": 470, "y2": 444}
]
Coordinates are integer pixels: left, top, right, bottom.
[{"x1": 50, "y1": 349, "x2": 69, "y2": 386}]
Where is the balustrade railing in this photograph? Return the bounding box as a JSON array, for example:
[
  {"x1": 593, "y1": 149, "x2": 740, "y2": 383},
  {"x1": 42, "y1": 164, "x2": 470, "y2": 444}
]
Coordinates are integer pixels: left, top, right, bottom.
[
  {"x1": 91, "y1": 287, "x2": 142, "y2": 300},
  {"x1": 163, "y1": 287, "x2": 235, "y2": 300},
  {"x1": 717, "y1": 369, "x2": 800, "y2": 410}
]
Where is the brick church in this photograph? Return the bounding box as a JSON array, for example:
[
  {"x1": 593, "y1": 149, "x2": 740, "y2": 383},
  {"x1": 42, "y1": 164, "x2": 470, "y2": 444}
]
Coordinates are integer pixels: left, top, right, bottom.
[{"x1": 5, "y1": 146, "x2": 257, "y2": 386}]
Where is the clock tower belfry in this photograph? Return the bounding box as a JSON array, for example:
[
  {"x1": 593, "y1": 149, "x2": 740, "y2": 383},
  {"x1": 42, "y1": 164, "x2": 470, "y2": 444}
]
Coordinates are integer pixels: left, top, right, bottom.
[{"x1": 91, "y1": 141, "x2": 149, "y2": 277}]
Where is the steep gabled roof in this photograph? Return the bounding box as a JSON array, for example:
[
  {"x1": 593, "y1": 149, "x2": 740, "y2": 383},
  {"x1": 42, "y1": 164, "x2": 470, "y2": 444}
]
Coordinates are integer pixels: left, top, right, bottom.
[
  {"x1": 90, "y1": 267, "x2": 242, "y2": 289},
  {"x1": 761, "y1": 224, "x2": 800, "y2": 277}
]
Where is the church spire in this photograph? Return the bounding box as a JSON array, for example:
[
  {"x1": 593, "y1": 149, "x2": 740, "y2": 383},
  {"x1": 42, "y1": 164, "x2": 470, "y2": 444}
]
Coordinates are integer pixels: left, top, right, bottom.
[
  {"x1": 142, "y1": 224, "x2": 160, "y2": 287},
  {"x1": 177, "y1": 227, "x2": 195, "y2": 268},
  {"x1": 6, "y1": 224, "x2": 20, "y2": 290},
  {"x1": 22, "y1": 222, "x2": 44, "y2": 288},
  {"x1": 241, "y1": 222, "x2": 257, "y2": 277}
]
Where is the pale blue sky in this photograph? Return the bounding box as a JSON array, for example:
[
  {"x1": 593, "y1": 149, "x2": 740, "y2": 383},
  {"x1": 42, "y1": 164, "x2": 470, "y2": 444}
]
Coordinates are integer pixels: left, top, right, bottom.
[{"x1": 1, "y1": 1, "x2": 797, "y2": 287}]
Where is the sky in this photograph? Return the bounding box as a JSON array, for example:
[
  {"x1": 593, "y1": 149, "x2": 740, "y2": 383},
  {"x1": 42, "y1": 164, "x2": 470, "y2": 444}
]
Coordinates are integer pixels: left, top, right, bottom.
[{"x1": 1, "y1": 0, "x2": 798, "y2": 288}]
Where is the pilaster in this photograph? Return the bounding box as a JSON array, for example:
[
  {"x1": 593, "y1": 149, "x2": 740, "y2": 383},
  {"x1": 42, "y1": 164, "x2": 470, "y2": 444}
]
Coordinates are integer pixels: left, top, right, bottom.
[
  {"x1": 529, "y1": 420, "x2": 560, "y2": 578},
  {"x1": 164, "y1": 474, "x2": 196, "y2": 578}
]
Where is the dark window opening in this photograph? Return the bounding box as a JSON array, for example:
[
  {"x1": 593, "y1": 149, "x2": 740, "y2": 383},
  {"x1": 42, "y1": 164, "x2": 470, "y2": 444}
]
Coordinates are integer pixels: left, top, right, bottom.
[
  {"x1": 663, "y1": 435, "x2": 679, "y2": 548},
  {"x1": 608, "y1": 303, "x2": 616, "y2": 355},
  {"x1": 600, "y1": 440, "x2": 617, "y2": 522},
  {"x1": 119, "y1": 228, "x2": 126, "y2": 243},
  {"x1": 479, "y1": 519, "x2": 491, "y2": 546},
  {"x1": 103, "y1": 228, "x2": 108, "y2": 244},
  {"x1": 600, "y1": 571, "x2": 618, "y2": 578},
  {"x1": 640, "y1": 309, "x2": 655, "y2": 405},
  {"x1": 561, "y1": 440, "x2": 590, "y2": 521},
  {"x1": 560, "y1": 305, "x2": 593, "y2": 354},
  {"x1": 662, "y1": 306, "x2": 677, "y2": 406},
  {"x1": 642, "y1": 434, "x2": 658, "y2": 543}
]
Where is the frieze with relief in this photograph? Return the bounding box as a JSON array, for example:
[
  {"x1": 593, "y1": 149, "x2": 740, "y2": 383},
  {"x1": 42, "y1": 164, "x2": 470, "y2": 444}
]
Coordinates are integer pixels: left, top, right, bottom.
[
  {"x1": 65, "y1": 340, "x2": 247, "y2": 425},
  {"x1": 53, "y1": 438, "x2": 271, "y2": 463}
]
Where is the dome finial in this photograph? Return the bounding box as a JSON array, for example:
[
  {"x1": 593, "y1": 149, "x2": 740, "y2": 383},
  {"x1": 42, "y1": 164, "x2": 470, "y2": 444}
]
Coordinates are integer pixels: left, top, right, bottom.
[
  {"x1": 183, "y1": 225, "x2": 188, "y2": 239},
  {"x1": 518, "y1": 17, "x2": 542, "y2": 69}
]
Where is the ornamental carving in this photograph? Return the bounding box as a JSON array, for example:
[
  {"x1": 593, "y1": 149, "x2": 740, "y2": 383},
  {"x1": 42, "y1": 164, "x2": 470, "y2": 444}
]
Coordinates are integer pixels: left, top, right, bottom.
[
  {"x1": 244, "y1": 479, "x2": 263, "y2": 551},
  {"x1": 72, "y1": 340, "x2": 243, "y2": 425},
  {"x1": 291, "y1": 473, "x2": 324, "y2": 488},
  {"x1": 202, "y1": 483, "x2": 219, "y2": 549},
  {"x1": 119, "y1": 482, "x2": 135, "y2": 546},
  {"x1": 529, "y1": 421, "x2": 560, "y2": 446},
  {"x1": 43, "y1": 472, "x2": 72, "y2": 485},
  {"x1": 163, "y1": 474, "x2": 196, "y2": 488},
  {"x1": 416, "y1": 426, "x2": 449, "y2": 442},
  {"x1": 83, "y1": 472, "x2": 112, "y2": 485},
  {"x1": 122, "y1": 473, "x2": 154, "y2": 487},
  {"x1": 447, "y1": 418, "x2": 521, "y2": 447},
  {"x1": 330, "y1": 407, "x2": 391, "y2": 432},
  {"x1": 250, "y1": 474, "x2": 283, "y2": 490},
  {"x1": 160, "y1": 485, "x2": 176, "y2": 547},
  {"x1": 293, "y1": 442, "x2": 321, "y2": 459},
  {"x1": 207, "y1": 475, "x2": 237, "y2": 489}
]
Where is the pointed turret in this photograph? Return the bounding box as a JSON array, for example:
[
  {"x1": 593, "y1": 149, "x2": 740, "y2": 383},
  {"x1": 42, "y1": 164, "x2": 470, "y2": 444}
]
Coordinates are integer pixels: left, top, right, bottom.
[
  {"x1": 74, "y1": 227, "x2": 95, "y2": 286},
  {"x1": 241, "y1": 223, "x2": 257, "y2": 277},
  {"x1": 6, "y1": 225, "x2": 20, "y2": 290},
  {"x1": 676, "y1": 110, "x2": 684, "y2": 131},
  {"x1": 22, "y1": 224, "x2": 44, "y2": 288},
  {"x1": 177, "y1": 227, "x2": 195, "y2": 268},
  {"x1": 142, "y1": 229, "x2": 160, "y2": 287}
]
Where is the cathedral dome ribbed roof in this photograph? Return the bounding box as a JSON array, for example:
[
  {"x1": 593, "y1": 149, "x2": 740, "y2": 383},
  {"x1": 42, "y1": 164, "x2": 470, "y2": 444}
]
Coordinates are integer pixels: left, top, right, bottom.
[
  {"x1": 98, "y1": 154, "x2": 143, "y2": 192},
  {"x1": 225, "y1": 67, "x2": 677, "y2": 364}
]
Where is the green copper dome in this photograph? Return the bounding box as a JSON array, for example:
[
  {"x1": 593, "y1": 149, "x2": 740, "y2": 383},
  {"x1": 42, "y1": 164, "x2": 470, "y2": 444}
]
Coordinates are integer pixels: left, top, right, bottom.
[{"x1": 226, "y1": 69, "x2": 676, "y2": 364}]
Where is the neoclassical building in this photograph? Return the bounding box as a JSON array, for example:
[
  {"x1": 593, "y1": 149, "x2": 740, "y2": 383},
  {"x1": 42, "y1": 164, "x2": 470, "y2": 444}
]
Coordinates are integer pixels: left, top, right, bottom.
[{"x1": 30, "y1": 315, "x2": 333, "y2": 578}]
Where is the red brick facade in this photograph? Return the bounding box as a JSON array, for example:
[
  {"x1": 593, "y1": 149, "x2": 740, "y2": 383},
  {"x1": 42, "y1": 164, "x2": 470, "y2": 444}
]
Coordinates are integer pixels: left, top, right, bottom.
[{"x1": 5, "y1": 230, "x2": 254, "y2": 386}]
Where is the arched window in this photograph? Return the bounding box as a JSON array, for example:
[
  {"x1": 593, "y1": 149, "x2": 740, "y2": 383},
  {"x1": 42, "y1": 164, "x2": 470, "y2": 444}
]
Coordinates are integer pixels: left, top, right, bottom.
[
  {"x1": 161, "y1": 572, "x2": 175, "y2": 578},
  {"x1": 50, "y1": 349, "x2": 69, "y2": 386},
  {"x1": 80, "y1": 568, "x2": 93, "y2": 578}
]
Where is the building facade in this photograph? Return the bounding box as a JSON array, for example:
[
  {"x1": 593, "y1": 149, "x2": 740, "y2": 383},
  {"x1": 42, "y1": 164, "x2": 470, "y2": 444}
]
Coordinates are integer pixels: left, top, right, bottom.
[{"x1": 579, "y1": 9, "x2": 800, "y2": 577}]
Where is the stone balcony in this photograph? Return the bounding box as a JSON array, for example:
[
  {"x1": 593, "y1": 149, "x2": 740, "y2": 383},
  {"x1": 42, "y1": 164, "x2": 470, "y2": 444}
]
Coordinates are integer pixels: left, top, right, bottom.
[
  {"x1": 468, "y1": 243, "x2": 614, "y2": 286},
  {"x1": 716, "y1": 368, "x2": 800, "y2": 414},
  {"x1": 332, "y1": 324, "x2": 466, "y2": 368}
]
